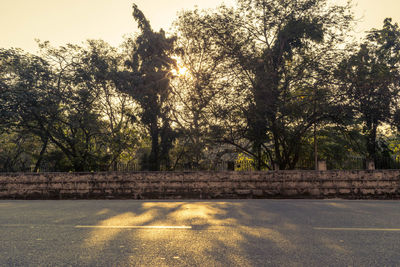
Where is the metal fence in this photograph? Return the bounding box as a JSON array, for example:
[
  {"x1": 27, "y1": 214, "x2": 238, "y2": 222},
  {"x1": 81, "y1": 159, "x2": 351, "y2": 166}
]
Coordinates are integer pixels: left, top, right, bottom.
[{"x1": 3, "y1": 155, "x2": 400, "y2": 173}]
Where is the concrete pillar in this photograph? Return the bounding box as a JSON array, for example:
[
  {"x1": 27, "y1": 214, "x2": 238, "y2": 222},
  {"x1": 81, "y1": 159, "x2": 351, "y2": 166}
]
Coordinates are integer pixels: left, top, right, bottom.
[
  {"x1": 366, "y1": 160, "x2": 375, "y2": 170},
  {"x1": 273, "y1": 163, "x2": 280, "y2": 170},
  {"x1": 317, "y1": 160, "x2": 327, "y2": 171}
]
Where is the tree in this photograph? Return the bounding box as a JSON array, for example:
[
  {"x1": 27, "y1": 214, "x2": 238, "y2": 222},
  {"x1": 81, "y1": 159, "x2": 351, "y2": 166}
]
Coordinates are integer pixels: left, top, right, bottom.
[
  {"x1": 36, "y1": 41, "x2": 138, "y2": 171},
  {"x1": 72, "y1": 40, "x2": 139, "y2": 170},
  {"x1": 182, "y1": 0, "x2": 354, "y2": 169},
  {"x1": 0, "y1": 41, "x2": 138, "y2": 172},
  {"x1": 118, "y1": 4, "x2": 176, "y2": 171},
  {"x1": 0, "y1": 132, "x2": 40, "y2": 172},
  {"x1": 336, "y1": 18, "x2": 400, "y2": 161},
  {"x1": 169, "y1": 10, "x2": 232, "y2": 169},
  {"x1": 0, "y1": 48, "x2": 58, "y2": 171}
]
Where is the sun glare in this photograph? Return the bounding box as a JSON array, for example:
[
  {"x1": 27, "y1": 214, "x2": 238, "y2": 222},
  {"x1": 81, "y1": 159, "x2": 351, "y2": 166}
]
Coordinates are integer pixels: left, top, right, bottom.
[
  {"x1": 171, "y1": 56, "x2": 188, "y2": 77},
  {"x1": 177, "y1": 66, "x2": 188, "y2": 76}
]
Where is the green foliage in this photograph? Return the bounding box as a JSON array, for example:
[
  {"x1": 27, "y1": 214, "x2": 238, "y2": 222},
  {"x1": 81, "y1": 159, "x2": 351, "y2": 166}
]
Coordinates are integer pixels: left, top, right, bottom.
[
  {"x1": 0, "y1": 132, "x2": 40, "y2": 172},
  {"x1": 2, "y1": 1, "x2": 400, "y2": 172},
  {"x1": 179, "y1": 0, "x2": 354, "y2": 169},
  {"x1": 235, "y1": 153, "x2": 256, "y2": 171},
  {"x1": 0, "y1": 41, "x2": 138, "y2": 172}
]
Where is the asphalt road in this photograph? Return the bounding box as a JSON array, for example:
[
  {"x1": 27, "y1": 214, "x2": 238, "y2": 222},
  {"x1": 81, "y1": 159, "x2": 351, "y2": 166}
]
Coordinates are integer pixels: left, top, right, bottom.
[{"x1": 1, "y1": 199, "x2": 400, "y2": 267}]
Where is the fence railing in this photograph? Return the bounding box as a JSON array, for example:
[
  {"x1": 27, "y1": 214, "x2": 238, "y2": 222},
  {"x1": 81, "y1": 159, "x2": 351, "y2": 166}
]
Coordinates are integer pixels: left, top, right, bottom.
[{"x1": 2, "y1": 156, "x2": 400, "y2": 172}]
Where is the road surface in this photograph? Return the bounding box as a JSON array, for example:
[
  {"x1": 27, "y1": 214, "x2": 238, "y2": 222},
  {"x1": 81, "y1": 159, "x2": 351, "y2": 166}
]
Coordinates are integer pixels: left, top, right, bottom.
[{"x1": 1, "y1": 199, "x2": 399, "y2": 266}]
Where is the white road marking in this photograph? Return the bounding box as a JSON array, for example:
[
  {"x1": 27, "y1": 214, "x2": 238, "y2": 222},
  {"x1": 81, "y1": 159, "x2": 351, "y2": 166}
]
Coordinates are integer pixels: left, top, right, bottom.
[
  {"x1": 0, "y1": 224, "x2": 193, "y2": 229},
  {"x1": 314, "y1": 227, "x2": 400, "y2": 231},
  {"x1": 0, "y1": 224, "x2": 70, "y2": 228},
  {"x1": 75, "y1": 225, "x2": 192, "y2": 229}
]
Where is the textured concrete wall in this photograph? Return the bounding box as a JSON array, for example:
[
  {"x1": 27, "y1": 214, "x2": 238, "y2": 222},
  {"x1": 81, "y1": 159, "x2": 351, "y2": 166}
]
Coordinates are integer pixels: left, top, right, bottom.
[{"x1": 0, "y1": 170, "x2": 400, "y2": 199}]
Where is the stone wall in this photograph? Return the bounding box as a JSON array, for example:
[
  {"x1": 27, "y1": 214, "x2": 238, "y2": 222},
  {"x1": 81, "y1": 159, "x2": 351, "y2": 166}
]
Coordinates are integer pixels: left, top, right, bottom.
[{"x1": 0, "y1": 170, "x2": 400, "y2": 199}]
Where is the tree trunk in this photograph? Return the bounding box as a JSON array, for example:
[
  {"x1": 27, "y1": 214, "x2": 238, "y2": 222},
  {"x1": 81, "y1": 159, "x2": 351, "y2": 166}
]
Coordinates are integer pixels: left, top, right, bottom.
[
  {"x1": 34, "y1": 137, "x2": 48, "y2": 172},
  {"x1": 149, "y1": 123, "x2": 160, "y2": 171},
  {"x1": 367, "y1": 124, "x2": 377, "y2": 161}
]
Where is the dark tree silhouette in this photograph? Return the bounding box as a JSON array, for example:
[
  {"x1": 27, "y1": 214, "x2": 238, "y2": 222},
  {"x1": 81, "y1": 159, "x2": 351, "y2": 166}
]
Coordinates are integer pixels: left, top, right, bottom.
[
  {"x1": 337, "y1": 18, "x2": 400, "y2": 161},
  {"x1": 118, "y1": 4, "x2": 176, "y2": 171}
]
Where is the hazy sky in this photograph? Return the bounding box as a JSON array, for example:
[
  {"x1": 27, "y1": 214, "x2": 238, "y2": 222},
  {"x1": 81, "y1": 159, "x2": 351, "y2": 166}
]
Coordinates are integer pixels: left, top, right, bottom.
[{"x1": 1, "y1": 0, "x2": 399, "y2": 54}]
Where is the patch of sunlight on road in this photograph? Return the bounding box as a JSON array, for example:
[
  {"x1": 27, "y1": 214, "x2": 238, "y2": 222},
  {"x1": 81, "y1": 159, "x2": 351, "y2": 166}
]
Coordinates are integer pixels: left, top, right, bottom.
[
  {"x1": 95, "y1": 209, "x2": 111, "y2": 215},
  {"x1": 82, "y1": 210, "x2": 159, "y2": 249},
  {"x1": 81, "y1": 202, "x2": 297, "y2": 266},
  {"x1": 135, "y1": 203, "x2": 253, "y2": 266},
  {"x1": 77, "y1": 225, "x2": 191, "y2": 229},
  {"x1": 166, "y1": 202, "x2": 237, "y2": 226}
]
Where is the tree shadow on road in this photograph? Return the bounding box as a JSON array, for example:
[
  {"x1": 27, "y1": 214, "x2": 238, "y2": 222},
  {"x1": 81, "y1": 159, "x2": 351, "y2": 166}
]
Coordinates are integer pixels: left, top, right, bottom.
[{"x1": 79, "y1": 200, "x2": 359, "y2": 266}]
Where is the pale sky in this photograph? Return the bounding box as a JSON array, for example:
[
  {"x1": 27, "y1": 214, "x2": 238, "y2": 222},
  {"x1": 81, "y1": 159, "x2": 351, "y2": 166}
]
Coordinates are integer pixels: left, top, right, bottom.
[{"x1": 0, "y1": 0, "x2": 399, "y2": 54}]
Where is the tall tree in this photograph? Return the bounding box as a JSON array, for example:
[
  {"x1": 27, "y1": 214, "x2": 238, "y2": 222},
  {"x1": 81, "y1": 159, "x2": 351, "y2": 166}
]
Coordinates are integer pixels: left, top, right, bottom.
[
  {"x1": 336, "y1": 18, "x2": 400, "y2": 161},
  {"x1": 182, "y1": 0, "x2": 354, "y2": 169},
  {"x1": 170, "y1": 10, "x2": 232, "y2": 168},
  {"x1": 118, "y1": 4, "x2": 176, "y2": 170}
]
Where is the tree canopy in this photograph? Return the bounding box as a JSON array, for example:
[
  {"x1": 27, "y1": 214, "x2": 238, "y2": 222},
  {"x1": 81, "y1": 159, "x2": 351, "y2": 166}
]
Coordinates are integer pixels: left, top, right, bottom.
[{"x1": 1, "y1": 1, "x2": 400, "y2": 172}]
